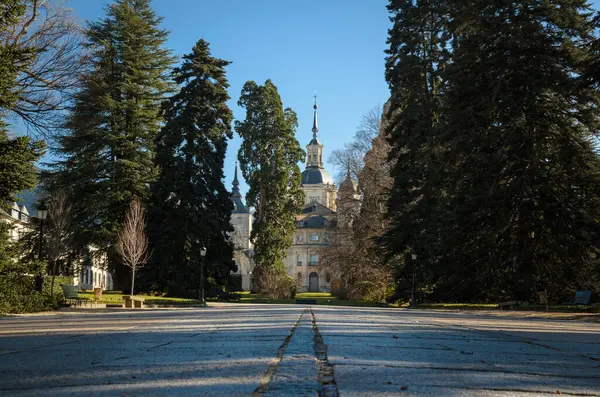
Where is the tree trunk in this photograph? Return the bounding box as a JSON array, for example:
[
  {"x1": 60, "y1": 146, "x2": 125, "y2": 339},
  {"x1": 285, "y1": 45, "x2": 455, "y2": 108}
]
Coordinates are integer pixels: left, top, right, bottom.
[
  {"x1": 50, "y1": 259, "x2": 57, "y2": 296},
  {"x1": 130, "y1": 265, "x2": 135, "y2": 296}
]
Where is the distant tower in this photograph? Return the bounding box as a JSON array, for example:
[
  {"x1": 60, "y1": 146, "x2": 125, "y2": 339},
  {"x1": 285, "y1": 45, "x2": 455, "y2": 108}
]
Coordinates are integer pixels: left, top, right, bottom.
[
  {"x1": 300, "y1": 95, "x2": 337, "y2": 209},
  {"x1": 230, "y1": 162, "x2": 253, "y2": 291},
  {"x1": 337, "y1": 162, "x2": 361, "y2": 228}
]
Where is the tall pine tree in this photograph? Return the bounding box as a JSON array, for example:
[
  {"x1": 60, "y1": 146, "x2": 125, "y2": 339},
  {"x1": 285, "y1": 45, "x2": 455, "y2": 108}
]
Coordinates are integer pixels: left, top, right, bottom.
[
  {"x1": 48, "y1": 0, "x2": 173, "y2": 282},
  {"x1": 438, "y1": 0, "x2": 600, "y2": 301},
  {"x1": 384, "y1": 0, "x2": 600, "y2": 302},
  {"x1": 383, "y1": 0, "x2": 451, "y2": 299},
  {"x1": 235, "y1": 80, "x2": 304, "y2": 297},
  {"x1": 144, "y1": 39, "x2": 235, "y2": 295},
  {"x1": 0, "y1": 0, "x2": 45, "y2": 313},
  {"x1": 1, "y1": 0, "x2": 44, "y2": 226}
]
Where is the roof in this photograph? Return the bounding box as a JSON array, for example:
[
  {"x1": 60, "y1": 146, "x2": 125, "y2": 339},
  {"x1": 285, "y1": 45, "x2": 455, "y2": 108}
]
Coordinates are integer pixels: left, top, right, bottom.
[
  {"x1": 232, "y1": 196, "x2": 249, "y2": 214},
  {"x1": 301, "y1": 167, "x2": 334, "y2": 185},
  {"x1": 300, "y1": 201, "x2": 335, "y2": 215},
  {"x1": 308, "y1": 136, "x2": 322, "y2": 146},
  {"x1": 297, "y1": 214, "x2": 329, "y2": 229},
  {"x1": 231, "y1": 162, "x2": 249, "y2": 214}
]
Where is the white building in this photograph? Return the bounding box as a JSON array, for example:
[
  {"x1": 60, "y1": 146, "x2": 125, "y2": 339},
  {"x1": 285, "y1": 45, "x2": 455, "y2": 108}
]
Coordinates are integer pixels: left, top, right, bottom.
[
  {"x1": 72, "y1": 245, "x2": 114, "y2": 291},
  {"x1": 229, "y1": 163, "x2": 254, "y2": 291},
  {"x1": 2, "y1": 189, "x2": 113, "y2": 291},
  {"x1": 231, "y1": 98, "x2": 360, "y2": 293},
  {"x1": 283, "y1": 99, "x2": 343, "y2": 292}
]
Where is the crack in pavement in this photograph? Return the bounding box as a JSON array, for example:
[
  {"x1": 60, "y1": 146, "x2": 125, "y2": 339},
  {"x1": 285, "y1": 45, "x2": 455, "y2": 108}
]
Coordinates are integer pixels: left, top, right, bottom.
[
  {"x1": 251, "y1": 308, "x2": 339, "y2": 397},
  {"x1": 251, "y1": 309, "x2": 306, "y2": 396},
  {"x1": 311, "y1": 309, "x2": 339, "y2": 397}
]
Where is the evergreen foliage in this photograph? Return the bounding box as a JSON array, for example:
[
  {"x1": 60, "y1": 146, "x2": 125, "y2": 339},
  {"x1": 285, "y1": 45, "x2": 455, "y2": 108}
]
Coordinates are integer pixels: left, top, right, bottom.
[
  {"x1": 0, "y1": 0, "x2": 46, "y2": 313},
  {"x1": 383, "y1": 0, "x2": 450, "y2": 298},
  {"x1": 47, "y1": 0, "x2": 174, "y2": 283},
  {"x1": 235, "y1": 80, "x2": 304, "y2": 296},
  {"x1": 144, "y1": 39, "x2": 235, "y2": 295},
  {"x1": 0, "y1": 0, "x2": 27, "y2": 113},
  {"x1": 384, "y1": 0, "x2": 600, "y2": 302}
]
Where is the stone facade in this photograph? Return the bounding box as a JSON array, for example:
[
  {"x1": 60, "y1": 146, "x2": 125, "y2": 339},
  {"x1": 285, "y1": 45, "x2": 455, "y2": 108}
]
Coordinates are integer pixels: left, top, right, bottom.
[
  {"x1": 284, "y1": 203, "x2": 335, "y2": 292},
  {"x1": 230, "y1": 99, "x2": 360, "y2": 293},
  {"x1": 72, "y1": 246, "x2": 114, "y2": 291},
  {"x1": 229, "y1": 163, "x2": 254, "y2": 291},
  {"x1": 2, "y1": 189, "x2": 113, "y2": 291}
]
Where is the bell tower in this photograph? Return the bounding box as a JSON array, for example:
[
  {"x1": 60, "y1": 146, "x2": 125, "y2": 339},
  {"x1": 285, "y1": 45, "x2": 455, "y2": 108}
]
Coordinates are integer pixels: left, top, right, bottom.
[{"x1": 306, "y1": 95, "x2": 324, "y2": 168}]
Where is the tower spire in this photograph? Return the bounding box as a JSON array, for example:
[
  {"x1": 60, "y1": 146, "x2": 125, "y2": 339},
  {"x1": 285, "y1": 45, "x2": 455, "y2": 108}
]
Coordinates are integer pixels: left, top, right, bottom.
[
  {"x1": 312, "y1": 93, "x2": 319, "y2": 138},
  {"x1": 232, "y1": 161, "x2": 241, "y2": 196}
]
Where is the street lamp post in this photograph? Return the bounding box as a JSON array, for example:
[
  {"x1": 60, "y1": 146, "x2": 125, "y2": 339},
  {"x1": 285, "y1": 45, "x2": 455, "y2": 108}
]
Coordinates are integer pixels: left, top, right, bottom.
[
  {"x1": 410, "y1": 249, "x2": 417, "y2": 307},
  {"x1": 246, "y1": 249, "x2": 255, "y2": 292},
  {"x1": 200, "y1": 246, "x2": 207, "y2": 306},
  {"x1": 35, "y1": 201, "x2": 48, "y2": 292}
]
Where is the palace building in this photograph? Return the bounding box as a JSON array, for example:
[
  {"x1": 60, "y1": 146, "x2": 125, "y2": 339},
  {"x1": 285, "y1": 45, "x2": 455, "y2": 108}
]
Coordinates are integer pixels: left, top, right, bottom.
[{"x1": 230, "y1": 98, "x2": 360, "y2": 292}]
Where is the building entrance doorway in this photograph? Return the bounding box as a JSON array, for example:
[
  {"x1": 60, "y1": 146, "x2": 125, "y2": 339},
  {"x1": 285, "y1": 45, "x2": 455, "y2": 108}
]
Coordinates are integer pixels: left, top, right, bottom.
[{"x1": 309, "y1": 272, "x2": 319, "y2": 292}]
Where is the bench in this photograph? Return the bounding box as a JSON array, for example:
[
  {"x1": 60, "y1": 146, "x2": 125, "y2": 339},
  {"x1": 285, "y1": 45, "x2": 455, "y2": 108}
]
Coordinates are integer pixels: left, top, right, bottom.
[
  {"x1": 498, "y1": 301, "x2": 519, "y2": 310},
  {"x1": 122, "y1": 295, "x2": 145, "y2": 308},
  {"x1": 536, "y1": 291, "x2": 549, "y2": 312},
  {"x1": 561, "y1": 290, "x2": 592, "y2": 306},
  {"x1": 296, "y1": 299, "x2": 317, "y2": 305},
  {"x1": 60, "y1": 284, "x2": 85, "y2": 307},
  {"x1": 574, "y1": 291, "x2": 592, "y2": 305}
]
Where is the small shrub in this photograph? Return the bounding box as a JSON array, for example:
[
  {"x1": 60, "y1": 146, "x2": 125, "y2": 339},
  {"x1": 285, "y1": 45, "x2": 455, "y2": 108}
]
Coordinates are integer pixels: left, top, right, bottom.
[{"x1": 257, "y1": 268, "x2": 296, "y2": 299}]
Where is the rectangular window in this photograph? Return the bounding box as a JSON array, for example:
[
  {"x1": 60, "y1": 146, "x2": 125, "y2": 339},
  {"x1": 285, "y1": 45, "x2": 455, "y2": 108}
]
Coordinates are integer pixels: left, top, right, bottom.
[
  {"x1": 309, "y1": 253, "x2": 319, "y2": 266},
  {"x1": 310, "y1": 233, "x2": 319, "y2": 241}
]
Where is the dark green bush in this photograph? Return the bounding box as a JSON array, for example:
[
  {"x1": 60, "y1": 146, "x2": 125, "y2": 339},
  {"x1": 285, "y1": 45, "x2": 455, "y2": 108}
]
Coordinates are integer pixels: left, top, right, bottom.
[{"x1": 0, "y1": 259, "x2": 53, "y2": 314}]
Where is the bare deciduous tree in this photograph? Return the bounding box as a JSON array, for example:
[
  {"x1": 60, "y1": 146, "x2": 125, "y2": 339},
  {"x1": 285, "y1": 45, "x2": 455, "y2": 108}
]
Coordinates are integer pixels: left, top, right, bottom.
[
  {"x1": 116, "y1": 198, "x2": 150, "y2": 296},
  {"x1": 322, "y1": 101, "x2": 395, "y2": 302},
  {"x1": 329, "y1": 105, "x2": 382, "y2": 183},
  {"x1": 1, "y1": 0, "x2": 87, "y2": 139},
  {"x1": 47, "y1": 188, "x2": 72, "y2": 296}
]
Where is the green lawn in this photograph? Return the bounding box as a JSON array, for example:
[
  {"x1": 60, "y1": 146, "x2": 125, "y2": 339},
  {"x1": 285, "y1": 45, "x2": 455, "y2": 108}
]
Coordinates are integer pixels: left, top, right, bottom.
[
  {"x1": 77, "y1": 291, "x2": 200, "y2": 305},
  {"x1": 238, "y1": 292, "x2": 387, "y2": 307},
  {"x1": 76, "y1": 290, "x2": 384, "y2": 307}
]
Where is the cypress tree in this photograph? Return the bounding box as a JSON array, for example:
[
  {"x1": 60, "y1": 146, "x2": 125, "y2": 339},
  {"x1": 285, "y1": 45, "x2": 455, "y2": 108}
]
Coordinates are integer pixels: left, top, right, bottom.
[
  {"x1": 235, "y1": 80, "x2": 304, "y2": 296},
  {"x1": 48, "y1": 0, "x2": 174, "y2": 279},
  {"x1": 144, "y1": 39, "x2": 235, "y2": 295}
]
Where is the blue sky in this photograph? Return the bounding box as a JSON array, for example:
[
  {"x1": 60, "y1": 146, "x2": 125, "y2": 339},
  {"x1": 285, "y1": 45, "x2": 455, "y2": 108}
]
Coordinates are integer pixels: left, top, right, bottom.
[
  {"x1": 67, "y1": 0, "x2": 391, "y2": 197},
  {"x1": 58, "y1": 0, "x2": 600, "y2": 198}
]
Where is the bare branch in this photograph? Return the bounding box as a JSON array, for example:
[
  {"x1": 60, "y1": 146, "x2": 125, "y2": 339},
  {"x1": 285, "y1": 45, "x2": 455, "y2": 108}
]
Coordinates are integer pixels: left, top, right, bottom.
[
  {"x1": 329, "y1": 105, "x2": 383, "y2": 183},
  {"x1": 46, "y1": 188, "x2": 73, "y2": 295},
  {"x1": 116, "y1": 198, "x2": 150, "y2": 270},
  {"x1": 1, "y1": 0, "x2": 89, "y2": 140}
]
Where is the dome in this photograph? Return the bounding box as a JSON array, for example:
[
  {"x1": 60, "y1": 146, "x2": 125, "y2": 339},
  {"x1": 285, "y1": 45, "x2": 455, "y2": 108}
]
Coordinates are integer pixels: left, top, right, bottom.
[{"x1": 301, "y1": 167, "x2": 334, "y2": 185}]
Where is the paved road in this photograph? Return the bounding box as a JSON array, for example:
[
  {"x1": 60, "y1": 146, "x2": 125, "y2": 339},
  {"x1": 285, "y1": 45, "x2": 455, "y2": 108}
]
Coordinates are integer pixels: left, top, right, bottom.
[{"x1": 0, "y1": 305, "x2": 599, "y2": 396}]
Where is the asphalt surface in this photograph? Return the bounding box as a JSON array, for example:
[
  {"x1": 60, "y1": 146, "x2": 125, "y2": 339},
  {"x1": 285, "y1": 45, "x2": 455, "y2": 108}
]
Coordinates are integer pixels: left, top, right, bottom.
[{"x1": 0, "y1": 304, "x2": 599, "y2": 396}]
